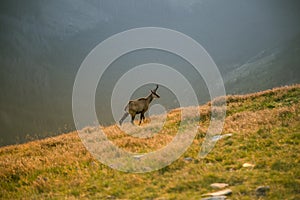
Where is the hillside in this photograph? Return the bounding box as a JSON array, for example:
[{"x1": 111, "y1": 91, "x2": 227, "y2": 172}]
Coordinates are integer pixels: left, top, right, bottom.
[
  {"x1": 0, "y1": 85, "x2": 299, "y2": 199},
  {"x1": 224, "y1": 33, "x2": 300, "y2": 94}
]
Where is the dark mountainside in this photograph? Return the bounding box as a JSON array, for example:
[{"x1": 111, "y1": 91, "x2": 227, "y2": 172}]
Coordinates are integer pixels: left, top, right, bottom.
[
  {"x1": 224, "y1": 33, "x2": 300, "y2": 94},
  {"x1": 0, "y1": 0, "x2": 300, "y2": 146}
]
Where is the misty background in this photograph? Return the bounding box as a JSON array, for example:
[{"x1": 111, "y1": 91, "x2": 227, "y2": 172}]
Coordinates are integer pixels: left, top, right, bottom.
[{"x1": 1, "y1": 0, "x2": 300, "y2": 146}]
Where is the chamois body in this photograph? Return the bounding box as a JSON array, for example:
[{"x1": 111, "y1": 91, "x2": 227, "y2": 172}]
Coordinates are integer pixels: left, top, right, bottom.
[{"x1": 119, "y1": 85, "x2": 160, "y2": 125}]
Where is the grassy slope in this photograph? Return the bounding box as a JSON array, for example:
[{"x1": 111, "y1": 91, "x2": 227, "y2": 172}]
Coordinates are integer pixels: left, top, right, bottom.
[{"x1": 0, "y1": 85, "x2": 299, "y2": 199}]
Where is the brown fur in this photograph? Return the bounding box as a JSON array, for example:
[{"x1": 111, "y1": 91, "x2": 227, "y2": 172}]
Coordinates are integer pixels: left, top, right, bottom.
[{"x1": 119, "y1": 85, "x2": 160, "y2": 125}]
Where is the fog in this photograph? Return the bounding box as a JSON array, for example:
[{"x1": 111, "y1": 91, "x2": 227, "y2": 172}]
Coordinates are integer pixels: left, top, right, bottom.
[{"x1": 1, "y1": 0, "x2": 300, "y2": 146}]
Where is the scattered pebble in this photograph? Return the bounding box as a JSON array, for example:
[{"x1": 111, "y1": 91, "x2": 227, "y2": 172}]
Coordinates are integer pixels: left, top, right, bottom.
[
  {"x1": 223, "y1": 133, "x2": 233, "y2": 137},
  {"x1": 201, "y1": 196, "x2": 227, "y2": 200},
  {"x1": 242, "y1": 163, "x2": 255, "y2": 168},
  {"x1": 211, "y1": 134, "x2": 232, "y2": 142},
  {"x1": 256, "y1": 186, "x2": 270, "y2": 196},
  {"x1": 210, "y1": 183, "x2": 229, "y2": 189},
  {"x1": 184, "y1": 157, "x2": 193, "y2": 161},
  {"x1": 106, "y1": 195, "x2": 116, "y2": 199},
  {"x1": 133, "y1": 155, "x2": 144, "y2": 160},
  {"x1": 202, "y1": 189, "x2": 232, "y2": 197}
]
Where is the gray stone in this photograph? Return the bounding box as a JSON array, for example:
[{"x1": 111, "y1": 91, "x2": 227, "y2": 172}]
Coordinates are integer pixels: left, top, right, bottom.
[
  {"x1": 201, "y1": 196, "x2": 227, "y2": 200},
  {"x1": 256, "y1": 186, "x2": 270, "y2": 196},
  {"x1": 184, "y1": 157, "x2": 193, "y2": 161},
  {"x1": 202, "y1": 189, "x2": 232, "y2": 197},
  {"x1": 133, "y1": 154, "x2": 144, "y2": 160},
  {"x1": 242, "y1": 163, "x2": 255, "y2": 168},
  {"x1": 210, "y1": 183, "x2": 229, "y2": 189},
  {"x1": 211, "y1": 134, "x2": 232, "y2": 142}
]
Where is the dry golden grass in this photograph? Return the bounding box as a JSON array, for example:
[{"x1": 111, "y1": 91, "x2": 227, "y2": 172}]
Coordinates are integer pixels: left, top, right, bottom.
[{"x1": 0, "y1": 132, "x2": 88, "y2": 177}]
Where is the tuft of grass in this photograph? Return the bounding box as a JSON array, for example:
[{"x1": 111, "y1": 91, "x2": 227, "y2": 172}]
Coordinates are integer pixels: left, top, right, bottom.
[{"x1": 0, "y1": 84, "x2": 299, "y2": 199}]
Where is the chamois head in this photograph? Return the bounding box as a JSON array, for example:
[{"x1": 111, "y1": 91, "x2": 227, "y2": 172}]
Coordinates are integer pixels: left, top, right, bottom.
[{"x1": 151, "y1": 85, "x2": 160, "y2": 98}]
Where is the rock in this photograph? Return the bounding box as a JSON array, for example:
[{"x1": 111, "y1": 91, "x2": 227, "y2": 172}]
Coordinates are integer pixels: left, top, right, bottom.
[
  {"x1": 133, "y1": 155, "x2": 144, "y2": 160},
  {"x1": 201, "y1": 196, "x2": 227, "y2": 200},
  {"x1": 106, "y1": 195, "x2": 116, "y2": 199},
  {"x1": 202, "y1": 189, "x2": 232, "y2": 197},
  {"x1": 223, "y1": 133, "x2": 233, "y2": 137},
  {"x1": 211, "y1": 135, "x2": 223, "y2": 141},
  {"x1": 256, "y1": 186, "x2": 270, "y2": 196},
  {"x1": 210, "y1": 183, "x2": 229, "y2": 189},
  {"x1": 211, "y1": 134, "x2": 232, "y2": 142},
  {"x1": 184, "y1": 157, "x2": 193, "y2": 161},
  {"x1": 242, "y1": 163, "x2": 255, "y2": 168}
]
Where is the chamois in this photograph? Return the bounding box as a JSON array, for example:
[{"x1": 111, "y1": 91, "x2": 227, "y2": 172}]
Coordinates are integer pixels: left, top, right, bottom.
[{"x1": 119, "y1": 85, "x2": 160, "y2": 125}]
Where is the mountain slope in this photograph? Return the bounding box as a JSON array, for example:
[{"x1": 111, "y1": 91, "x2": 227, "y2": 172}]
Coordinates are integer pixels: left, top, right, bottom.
[
  {"x1": 224, "y1": 34, "x2": 300, "y2": 94},
  {"x1": 0, "y1": 84, "x2": 299, "y2": 199}
]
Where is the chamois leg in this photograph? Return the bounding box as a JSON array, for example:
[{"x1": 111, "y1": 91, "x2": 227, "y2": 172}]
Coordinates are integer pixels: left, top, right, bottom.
[
  {"x1": 131, "y1": 114, "x2": 136, "y2": 125},
  {"x1": 139, "y1": 113, "x2": 143, "y2": 125},
  {"x1": 142, "y1": 113, "x2": 146, "y2": 122},
  {"x1": 139, "y1": 113, "x2": 145, "y2": 125},
  {"x1": 119, "y1": 112, "x2": 129, "y2": 125}
]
